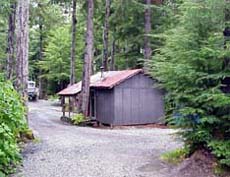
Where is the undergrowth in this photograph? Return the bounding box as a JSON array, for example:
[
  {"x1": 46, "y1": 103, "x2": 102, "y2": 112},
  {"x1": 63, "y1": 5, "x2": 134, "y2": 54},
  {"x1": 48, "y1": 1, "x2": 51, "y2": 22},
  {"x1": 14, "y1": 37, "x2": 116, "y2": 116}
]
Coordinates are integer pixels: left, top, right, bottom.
[
  {"x1": 161, "y1": 147, "x2": 189, "y2": 165},
  {"x1": 0, "y1": 78, "x2": 28, "y2": 175}
]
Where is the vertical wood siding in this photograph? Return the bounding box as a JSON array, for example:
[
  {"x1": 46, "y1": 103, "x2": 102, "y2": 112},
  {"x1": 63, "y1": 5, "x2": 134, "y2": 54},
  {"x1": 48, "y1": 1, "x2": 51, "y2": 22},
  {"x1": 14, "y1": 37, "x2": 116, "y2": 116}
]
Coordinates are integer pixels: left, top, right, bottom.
[
  {"x1": 95, "y1": 89, "x2": 114, "y2": 124},
  {"x1": 95, "y1": 73, "x2": 164, "y2": 125},
  {"x1": 113, "y1": 73, "x2": 164, "y2": 125}
]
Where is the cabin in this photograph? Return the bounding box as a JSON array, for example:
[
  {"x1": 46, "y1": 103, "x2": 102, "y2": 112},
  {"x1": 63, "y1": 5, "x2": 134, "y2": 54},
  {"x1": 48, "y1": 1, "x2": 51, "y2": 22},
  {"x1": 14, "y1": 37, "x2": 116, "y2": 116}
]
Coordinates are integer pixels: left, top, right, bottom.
[{"x1": 58, "y1": 69, "x2": 164, "y2": 126}]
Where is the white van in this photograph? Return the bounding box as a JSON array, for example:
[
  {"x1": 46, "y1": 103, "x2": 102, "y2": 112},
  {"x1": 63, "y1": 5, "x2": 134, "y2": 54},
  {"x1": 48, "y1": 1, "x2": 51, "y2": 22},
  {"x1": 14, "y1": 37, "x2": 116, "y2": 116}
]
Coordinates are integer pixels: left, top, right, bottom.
[{"x1": 28, "y1": 81, "x2": 39, "y2": 101}]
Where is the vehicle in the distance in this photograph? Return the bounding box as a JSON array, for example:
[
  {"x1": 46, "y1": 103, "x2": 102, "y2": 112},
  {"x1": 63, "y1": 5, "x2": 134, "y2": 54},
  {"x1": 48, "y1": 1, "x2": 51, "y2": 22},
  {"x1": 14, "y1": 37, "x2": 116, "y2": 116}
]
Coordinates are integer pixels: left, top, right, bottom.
[{"x1": 28, "y1": 81, "x2": 39, "y2": 101}]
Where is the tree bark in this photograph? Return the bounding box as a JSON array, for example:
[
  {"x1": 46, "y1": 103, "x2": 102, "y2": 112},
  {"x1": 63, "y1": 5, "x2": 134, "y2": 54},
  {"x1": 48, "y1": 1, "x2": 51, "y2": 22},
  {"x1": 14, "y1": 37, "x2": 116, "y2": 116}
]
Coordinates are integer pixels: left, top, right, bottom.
[
  {"x1": 15, "y1": 0, "x2": 30, "y2": 102},
  {"x1": 6, "y1": 2, "x2": 17, "y2": 80},
  {"x1": 70, "y1": 0, "x2": 77, "y2": 85},
  {"x1": 38, "y1": 20, "x2": 46, "y2": 99},
  {"x1": 110, "y1": 39, "x2": 115, "y2": 71},
  {"x1": 102, "y1": 0, "x2": 110, "y2": 71},
  {"x1": 80, "y1": 0, "x2": 94, "y2": 117},
  {"x1": 144, "y1": 0, "x2": 152, "y2": 62}
]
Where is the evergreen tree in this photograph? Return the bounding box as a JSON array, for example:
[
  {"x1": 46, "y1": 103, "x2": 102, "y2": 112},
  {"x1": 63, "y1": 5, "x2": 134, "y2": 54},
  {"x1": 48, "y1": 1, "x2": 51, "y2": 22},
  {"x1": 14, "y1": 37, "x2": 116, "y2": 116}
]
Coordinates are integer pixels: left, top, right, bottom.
[
  {"x1": 38, "y1": 25, "x2": 83, "y2": 93},
  {"x1": 151, "y1": 0, "x2": 230, "y2": 166}
]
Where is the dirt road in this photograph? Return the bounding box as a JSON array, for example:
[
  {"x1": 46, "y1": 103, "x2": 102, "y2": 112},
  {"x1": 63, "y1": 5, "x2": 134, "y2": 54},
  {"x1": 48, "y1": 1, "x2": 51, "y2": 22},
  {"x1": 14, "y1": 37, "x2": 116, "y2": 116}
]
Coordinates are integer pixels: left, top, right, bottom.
[{"x1": 13, "y1": 100, "x2": 182, "y2": 177}]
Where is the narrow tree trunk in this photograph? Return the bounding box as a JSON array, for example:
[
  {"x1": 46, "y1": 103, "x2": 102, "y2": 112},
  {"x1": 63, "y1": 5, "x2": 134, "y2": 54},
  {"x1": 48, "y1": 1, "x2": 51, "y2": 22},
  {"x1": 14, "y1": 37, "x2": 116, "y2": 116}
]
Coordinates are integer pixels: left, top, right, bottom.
[
  {"x1": 80, "y1": 0, "x2": 94, "y2": 117},
  {"x1": 102, "y1": 0, "x2": 110, "y2": 71},
  {"x1": 144, "y1": 0, "x2": 152, "y2": 62},
  {"x1": 110, "y1": 39, "x2": 115, "y2": 71},
  {"x1": 38, "y1": 17, "x2": 45, "y2": 99},
  {"x1": 70, "y1": 0, "x2": 77, "y2": 85},
  {"x1": 125, "y1": 40, "x2": 128, "y2": 69},
  {"x1": 15, "y1": 0, "x2": 30, "y2": 104},
  {"x1": 6, "y1": 2, "x2": 16, "y2": 80}
]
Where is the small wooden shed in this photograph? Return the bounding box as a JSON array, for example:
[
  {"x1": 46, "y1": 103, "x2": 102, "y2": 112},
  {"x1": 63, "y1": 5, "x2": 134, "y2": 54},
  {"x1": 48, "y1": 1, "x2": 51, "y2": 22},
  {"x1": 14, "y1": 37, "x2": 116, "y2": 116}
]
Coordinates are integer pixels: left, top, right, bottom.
[{"x1": 58, "y1": 69, "x2": 164, "y2": 126}]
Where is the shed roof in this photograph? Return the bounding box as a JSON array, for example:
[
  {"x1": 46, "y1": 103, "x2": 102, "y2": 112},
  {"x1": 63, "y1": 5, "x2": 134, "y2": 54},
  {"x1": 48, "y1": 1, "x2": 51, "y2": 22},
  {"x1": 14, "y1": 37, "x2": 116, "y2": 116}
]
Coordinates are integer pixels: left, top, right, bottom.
[{"x1": 58, "y1": 69, "x2": 143, "y2": 96}]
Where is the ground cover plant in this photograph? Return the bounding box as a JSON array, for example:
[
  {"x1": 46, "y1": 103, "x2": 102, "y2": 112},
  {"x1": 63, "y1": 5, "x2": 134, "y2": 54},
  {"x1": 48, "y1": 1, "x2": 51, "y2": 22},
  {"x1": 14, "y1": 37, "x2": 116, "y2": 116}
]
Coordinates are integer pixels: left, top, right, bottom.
[{"x1": 0, "y1": 76, "x2": 27, "y2": 175}]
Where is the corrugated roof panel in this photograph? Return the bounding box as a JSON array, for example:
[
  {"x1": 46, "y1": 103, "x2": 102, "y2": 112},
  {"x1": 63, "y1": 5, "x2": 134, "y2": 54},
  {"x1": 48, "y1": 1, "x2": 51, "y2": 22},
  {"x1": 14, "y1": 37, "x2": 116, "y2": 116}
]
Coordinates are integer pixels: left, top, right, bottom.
[{"x1": 58, "y1": 69, "x2": 142, "y2": 96}]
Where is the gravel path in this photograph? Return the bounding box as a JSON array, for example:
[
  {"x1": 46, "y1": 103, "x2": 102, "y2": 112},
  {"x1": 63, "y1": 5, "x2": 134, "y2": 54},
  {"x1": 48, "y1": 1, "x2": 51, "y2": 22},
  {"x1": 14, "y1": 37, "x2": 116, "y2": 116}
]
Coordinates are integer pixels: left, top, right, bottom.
[{"x1": 13, "y1": 100, "x2": 182, "y2": 177}]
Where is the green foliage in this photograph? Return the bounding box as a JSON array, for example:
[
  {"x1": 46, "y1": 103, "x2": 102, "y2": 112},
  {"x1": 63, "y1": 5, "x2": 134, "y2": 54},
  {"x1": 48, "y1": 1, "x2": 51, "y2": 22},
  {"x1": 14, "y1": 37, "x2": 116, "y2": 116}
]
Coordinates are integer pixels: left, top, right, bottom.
[
  {"x1": 107, "y1": 0, "x2": 167, "y2": 70},
  {"x1": 38, "y1": 25, "x2": 83, "y2": 93},
  {"x1": 151, "y1": 0, "x2": 230, "y2": 167},
  {"x1": 161, "y1": 147, "x2": 189, "y2": 164},
  {"x1": 39, "y1": 26, "x2": 71, "y2": 81},
  {"x1": 0, "y1": 0, "x2": 10, "y2": 72},
  {"x1": 0, "y1": 78, "x2": 27, "y2": 175},
  {"x1": 26, "y1": 0, "x2": 171, "y2": 96},
  {"x1": 208, "y1": 140, "x2": 230, "y2": 166},
  {"x1": 71, "y1": 113, "x2": 84, "y2": 125},
  {"x1": 29, "y1": 0, "x2": 67, "y2": 81}
]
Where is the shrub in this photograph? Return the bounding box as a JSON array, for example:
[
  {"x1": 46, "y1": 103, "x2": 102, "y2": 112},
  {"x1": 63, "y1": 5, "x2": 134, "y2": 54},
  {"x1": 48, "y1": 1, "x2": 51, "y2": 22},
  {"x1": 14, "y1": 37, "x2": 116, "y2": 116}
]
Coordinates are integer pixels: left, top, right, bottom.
[
  {"x1": 208, "y1": 140, "x2": 230, "y2": 167},
  {"x1": 151, "y1": 0, "x2": 230, "y2": 167},
  {"x1": 71, "y1": 113, "x2": 84, "y2": 125},
  {"x1": 0, "y1": 78, "x2": 27, "y2": 175}
]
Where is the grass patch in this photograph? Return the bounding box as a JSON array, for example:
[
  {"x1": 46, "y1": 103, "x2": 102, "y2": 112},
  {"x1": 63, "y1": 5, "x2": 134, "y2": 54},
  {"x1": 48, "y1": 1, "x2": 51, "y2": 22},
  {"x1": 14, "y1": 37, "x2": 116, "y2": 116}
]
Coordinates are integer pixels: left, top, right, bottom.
[{"x1": 161, "y1": 147, "x2": 189, "y2": 165}]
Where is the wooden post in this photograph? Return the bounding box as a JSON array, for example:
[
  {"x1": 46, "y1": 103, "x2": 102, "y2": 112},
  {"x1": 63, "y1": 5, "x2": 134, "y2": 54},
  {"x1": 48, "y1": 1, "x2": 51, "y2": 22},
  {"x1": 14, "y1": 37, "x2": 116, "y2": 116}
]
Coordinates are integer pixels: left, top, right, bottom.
[
  {"x1": 69, "y1": 96, "x2": 71, "y2": 118},
  {"x1": 73, "y1": 96, "x2": 77, "y2": 113},
  {"x1": 62, "y1": 96, "x2": 65, "y2": 117}
]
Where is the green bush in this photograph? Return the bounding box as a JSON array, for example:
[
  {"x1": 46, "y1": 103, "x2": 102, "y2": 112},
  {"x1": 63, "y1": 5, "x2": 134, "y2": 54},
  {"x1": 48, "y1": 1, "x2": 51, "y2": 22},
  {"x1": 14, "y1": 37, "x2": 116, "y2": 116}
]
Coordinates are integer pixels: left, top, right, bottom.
[
  {"x1": 71, "y1": 113, "x2": 84, "y2": 125},
  {"x1": 0, "y1": 78, "x2": 27, "y2": 175},
  {"x1": 151, "y1": 0, "x2": 230, "y2": 167},
  {"x1": 208, "y1": 140, "x2": 230, "y2": 167}
]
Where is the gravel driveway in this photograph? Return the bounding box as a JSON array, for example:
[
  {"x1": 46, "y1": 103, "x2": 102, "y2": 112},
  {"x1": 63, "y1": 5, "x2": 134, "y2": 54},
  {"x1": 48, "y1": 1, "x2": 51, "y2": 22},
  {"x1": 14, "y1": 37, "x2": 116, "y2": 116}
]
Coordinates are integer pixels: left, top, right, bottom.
[{"x1": 13, "y1": 100, "x2": 182, "y2": 177}]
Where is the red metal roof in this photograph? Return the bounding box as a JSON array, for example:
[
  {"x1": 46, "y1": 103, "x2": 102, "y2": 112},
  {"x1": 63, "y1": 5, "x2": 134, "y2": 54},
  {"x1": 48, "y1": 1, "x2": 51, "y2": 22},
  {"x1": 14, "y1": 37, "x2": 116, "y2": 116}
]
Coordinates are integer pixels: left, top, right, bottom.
[
  {"x1": 58, "y1": 82, "x2": 82, "y2": 96},
  {"x1": 58, "y1": 69, "x2": 143, "y2": 96}
]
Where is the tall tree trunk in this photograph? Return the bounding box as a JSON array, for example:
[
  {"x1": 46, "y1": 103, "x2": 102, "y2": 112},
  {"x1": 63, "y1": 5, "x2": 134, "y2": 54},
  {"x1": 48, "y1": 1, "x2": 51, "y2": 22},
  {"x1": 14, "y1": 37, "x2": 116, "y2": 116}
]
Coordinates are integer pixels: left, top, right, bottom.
[
  {"x1": 110, "y1": 39, "x2": 115, "y2": 71},
  {"x1": 125, "y1": 40, "x2": 128, "y2": 69},
  {"x1": 15, "y1": 0, "x2": 30, "y2": 105},
  {"x1": 6, "y1": 2, "x2": 16, "y2": 80},
  {"x1": 38, "y1": 20, "x2": 46, "y2": 99},
  {"x1": 144, "y1": 0, "x2": 152, "y2": 63},
  {"x1": 102, "y1": 0, "x2": 110, "y2": 71},
  {"x1": 80, "y1": 0, "x2": 94, "y2": 117},
  {"x1": 70, "y1": 0, "x2": 77, "y2": 85}
]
